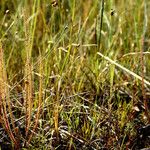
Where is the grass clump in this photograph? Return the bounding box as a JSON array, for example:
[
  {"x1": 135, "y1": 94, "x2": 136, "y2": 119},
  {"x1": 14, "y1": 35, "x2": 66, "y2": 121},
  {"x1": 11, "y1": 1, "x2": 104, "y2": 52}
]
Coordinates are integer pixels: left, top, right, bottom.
[{"x1": 0, "y1": 0, "x2": 150, "y2": 149}]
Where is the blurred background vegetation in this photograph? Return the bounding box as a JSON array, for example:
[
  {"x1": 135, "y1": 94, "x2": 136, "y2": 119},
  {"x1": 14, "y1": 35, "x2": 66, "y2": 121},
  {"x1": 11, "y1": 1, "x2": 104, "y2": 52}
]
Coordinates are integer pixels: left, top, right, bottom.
[{"x1": 0, "y1": 0, "x2": 150, "y2": 149}]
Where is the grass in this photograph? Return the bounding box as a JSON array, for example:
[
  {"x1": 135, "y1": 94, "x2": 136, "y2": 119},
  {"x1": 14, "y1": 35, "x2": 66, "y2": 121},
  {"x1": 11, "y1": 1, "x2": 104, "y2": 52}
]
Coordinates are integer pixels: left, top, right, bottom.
[{"x1": 0, "y1": 0, "x2": 150, "y2": 149}]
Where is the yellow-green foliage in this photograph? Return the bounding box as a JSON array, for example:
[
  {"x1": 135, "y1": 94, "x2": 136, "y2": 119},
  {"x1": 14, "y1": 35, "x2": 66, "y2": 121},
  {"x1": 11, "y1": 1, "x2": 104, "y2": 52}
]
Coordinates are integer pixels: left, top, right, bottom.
[{"x1": 0, "y1": 0, "x2": 150, "y2": 149}]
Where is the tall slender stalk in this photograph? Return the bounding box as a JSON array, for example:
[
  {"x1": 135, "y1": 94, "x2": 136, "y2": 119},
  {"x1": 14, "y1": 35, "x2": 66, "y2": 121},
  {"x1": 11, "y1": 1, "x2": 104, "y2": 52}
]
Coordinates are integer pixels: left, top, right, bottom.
[
  {"x1": 97, "y1": 0, "x2": 104, "y2": 51},
  {"x1": 0, "y1": 41, "x2": 20, "y2": 149},
  {"x1": 24, "y1": 0, "x2": 39, "y2": 141},
  {"x1": 26, "y1": 54, "x2": 43, "y2": 146}
]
